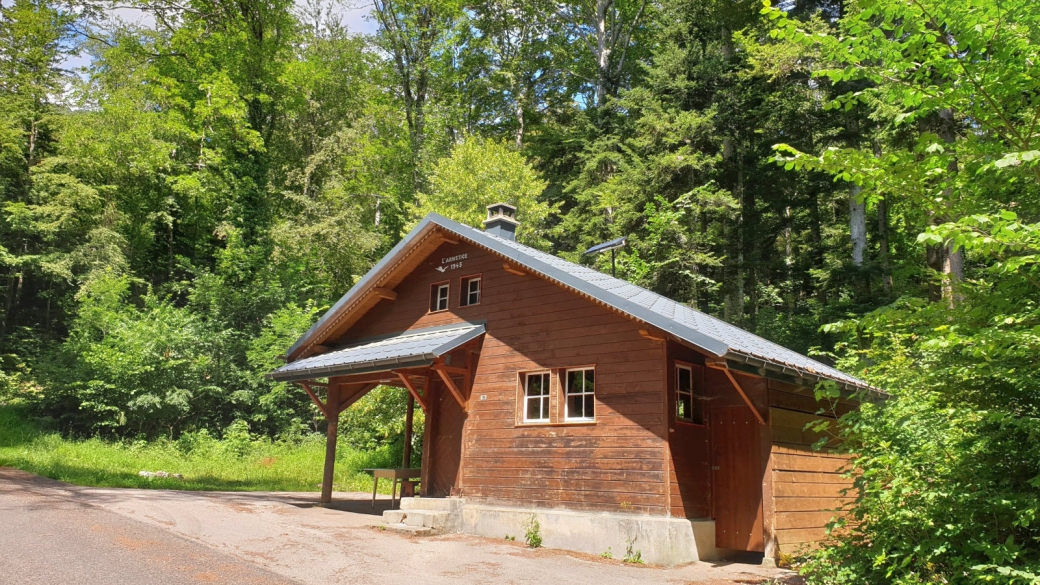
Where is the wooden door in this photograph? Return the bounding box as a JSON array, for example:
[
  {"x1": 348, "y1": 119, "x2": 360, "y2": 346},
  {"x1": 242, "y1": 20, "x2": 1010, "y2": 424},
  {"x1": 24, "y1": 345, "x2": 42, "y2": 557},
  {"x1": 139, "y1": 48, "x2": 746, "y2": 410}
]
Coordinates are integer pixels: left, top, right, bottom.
[
  {"x1": 428, "y1": 378, "x2": 466, "y2": 497},
  {"x1": 710, "y1": 406, "x2": 765, "y2": 551}
]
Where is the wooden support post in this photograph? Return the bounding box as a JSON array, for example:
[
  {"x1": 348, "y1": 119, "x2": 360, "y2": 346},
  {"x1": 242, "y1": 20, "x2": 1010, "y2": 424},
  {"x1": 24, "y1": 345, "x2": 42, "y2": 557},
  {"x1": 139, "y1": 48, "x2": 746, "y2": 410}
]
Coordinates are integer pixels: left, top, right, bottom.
[
  {"x1": 402, "y1": 393, "x2": 415, "y2": 468},
  {"x1": 420, "y1": 372, "x2": 434, "y2": 497},
  {"x1": 320, "y1": 383, "x2": 341, "y2": 505}
]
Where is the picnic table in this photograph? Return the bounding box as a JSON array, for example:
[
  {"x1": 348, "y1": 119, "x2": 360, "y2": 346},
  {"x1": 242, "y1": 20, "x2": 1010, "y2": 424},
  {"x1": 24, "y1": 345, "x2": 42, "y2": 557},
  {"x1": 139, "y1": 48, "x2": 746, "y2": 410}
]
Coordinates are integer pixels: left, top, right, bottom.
[{"x1": 363, "y1": 468, "x2": 421, "y2": 509}]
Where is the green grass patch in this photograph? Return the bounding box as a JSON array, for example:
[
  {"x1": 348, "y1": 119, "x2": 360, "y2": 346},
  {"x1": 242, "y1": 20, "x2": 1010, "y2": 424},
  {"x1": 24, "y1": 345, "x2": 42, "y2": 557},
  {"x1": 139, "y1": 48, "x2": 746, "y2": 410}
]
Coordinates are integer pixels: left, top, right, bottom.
[{"x1": 0, "y1": 404, "x2": 399, "y2": 493}]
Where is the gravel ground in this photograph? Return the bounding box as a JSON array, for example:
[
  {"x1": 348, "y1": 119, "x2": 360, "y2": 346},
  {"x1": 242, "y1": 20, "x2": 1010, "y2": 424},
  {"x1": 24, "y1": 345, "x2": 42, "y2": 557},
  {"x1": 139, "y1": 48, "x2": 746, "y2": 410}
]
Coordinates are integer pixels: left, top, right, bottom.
[{"x1": 0, "y1": 467, "x2": 796, "y2": 585}]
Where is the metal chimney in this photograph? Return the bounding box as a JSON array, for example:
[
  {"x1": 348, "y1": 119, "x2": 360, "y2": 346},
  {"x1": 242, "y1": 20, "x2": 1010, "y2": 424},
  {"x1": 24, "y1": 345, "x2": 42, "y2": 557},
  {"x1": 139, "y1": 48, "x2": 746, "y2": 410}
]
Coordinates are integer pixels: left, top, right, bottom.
[{"x1": 483, "y1": 203, "x2": 518, "y2": 241}]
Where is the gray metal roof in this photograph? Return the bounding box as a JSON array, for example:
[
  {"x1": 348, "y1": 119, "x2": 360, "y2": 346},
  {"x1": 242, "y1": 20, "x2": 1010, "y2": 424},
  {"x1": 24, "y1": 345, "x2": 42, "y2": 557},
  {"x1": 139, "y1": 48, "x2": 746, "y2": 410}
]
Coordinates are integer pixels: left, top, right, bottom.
[
  {"x1": 285, "y1": 213, "x2": 872, "y2": 390},
  {"x1": 270, "y1": 322, "x2": 485, "y2": 382}
]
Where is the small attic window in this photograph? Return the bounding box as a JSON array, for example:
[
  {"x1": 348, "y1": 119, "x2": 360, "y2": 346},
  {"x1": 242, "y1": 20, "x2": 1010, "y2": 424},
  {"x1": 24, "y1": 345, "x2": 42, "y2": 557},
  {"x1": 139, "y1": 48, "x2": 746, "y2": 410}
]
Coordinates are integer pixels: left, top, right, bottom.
[{"x1": 430, "y1": 282, "x2": 449, "y2": 312}]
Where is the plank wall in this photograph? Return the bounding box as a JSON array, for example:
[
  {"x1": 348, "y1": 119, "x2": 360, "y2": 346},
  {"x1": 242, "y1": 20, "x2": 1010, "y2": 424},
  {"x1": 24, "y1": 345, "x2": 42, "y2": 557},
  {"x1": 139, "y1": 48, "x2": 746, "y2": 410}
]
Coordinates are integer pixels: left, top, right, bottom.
[
  {"x1": 767, "y1": 380, "x2": 856, "y2": 555},
  {"x1": 341, "y1": 240, "x2": 671, "y2": 515}
]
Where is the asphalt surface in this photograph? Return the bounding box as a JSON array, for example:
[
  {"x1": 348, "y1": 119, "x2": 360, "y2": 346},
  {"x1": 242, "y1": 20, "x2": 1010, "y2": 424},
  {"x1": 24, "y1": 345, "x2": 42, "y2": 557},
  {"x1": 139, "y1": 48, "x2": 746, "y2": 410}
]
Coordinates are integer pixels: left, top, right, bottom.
[
  {"x1": 0, "y1": 472, "x2": 295, "y2": 585},
  {"x1": 0, "y1": 468, "x2": 793, "y2": 585}
]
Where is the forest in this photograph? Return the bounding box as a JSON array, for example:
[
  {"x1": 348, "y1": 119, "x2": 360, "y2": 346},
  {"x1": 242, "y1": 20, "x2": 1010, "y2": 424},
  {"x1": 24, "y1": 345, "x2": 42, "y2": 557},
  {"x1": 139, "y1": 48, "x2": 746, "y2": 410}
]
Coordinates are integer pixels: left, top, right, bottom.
[{"x1": 0, "y1": 0, "x2": 1038, "y2": 581}]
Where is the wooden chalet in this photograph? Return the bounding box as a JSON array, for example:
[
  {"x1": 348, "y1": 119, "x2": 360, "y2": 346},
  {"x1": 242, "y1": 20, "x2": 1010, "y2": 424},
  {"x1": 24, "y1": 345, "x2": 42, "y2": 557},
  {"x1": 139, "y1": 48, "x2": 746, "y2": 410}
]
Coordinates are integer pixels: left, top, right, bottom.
[{"x1": 269, "y1": 204, "x2": 876, "y2": 565}]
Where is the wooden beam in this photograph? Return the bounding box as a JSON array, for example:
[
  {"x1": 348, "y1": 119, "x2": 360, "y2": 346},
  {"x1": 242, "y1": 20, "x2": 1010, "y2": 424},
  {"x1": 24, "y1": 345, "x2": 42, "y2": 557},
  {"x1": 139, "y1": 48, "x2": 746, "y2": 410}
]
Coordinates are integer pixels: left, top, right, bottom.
[
  {"x1": 435, "y1": 368, "x2": 467, "y2": 412},
  {"x1": 639, "y1": 328, "x2": 665, "y2": 342},
  {"x1": 706, "y1": 362, "x2": 766, "y2": 425},
  {"x1": 430, "y1": 363, "x2": 468, "y2": 376},
  {"x1": 439, "y1": 234, "x2": 460, "y2": 245},
  {"x1": 372, "y1": 287, "x2": 397, "y2": 300},
  {"x1": 338, "y1": 383, "x2": 378, "y2": 414},
  {"x1": 299, "y1": 382, "x2": 330, "y2": 419},
  {"x1": 395, "y1": 371, "x2": 429, "y2": 413},
  {"x1": 502, "y1": 263, "x2": 526, "y2": 276},
  {"x1": 311, "y1": 345, "x2": 331, "y2": 355}
]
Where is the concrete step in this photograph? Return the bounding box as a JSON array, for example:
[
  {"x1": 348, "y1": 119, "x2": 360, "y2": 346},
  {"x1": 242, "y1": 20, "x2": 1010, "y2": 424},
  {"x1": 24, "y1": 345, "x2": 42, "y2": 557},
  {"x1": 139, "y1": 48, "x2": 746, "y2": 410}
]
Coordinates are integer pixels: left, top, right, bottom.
[
  {"x1": 382, "y1": 510, "x2": 406, "y2": 524},
  {"x1": 382, "y1": 523, "x2": 433, "y2": 536},
  {"x1": 401, "y1": 510, "x2": 451, "y2": 530},
  {"x1": 399, "y1": 497, "x2": 464, "y2": 512}
]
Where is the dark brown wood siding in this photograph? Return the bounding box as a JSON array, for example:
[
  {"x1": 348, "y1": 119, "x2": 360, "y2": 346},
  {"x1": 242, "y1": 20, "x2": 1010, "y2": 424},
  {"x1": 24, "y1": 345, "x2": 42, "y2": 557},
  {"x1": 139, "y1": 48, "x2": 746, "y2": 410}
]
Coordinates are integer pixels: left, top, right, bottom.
[{"x1": 339, "y1": 241, "x2": 670, "y2": 515}]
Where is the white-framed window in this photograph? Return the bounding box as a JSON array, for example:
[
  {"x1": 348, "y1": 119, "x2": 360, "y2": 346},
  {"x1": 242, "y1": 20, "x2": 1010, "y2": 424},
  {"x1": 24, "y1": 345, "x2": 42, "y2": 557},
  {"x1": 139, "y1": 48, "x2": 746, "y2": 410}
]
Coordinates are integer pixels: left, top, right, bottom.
[
  {"x1": 524, "y1": 372, "x2": 551, "y2": 422},
  {"x1": 565, "y1": 367, "x2": 595, "y2": 421},
  {"x1": 460, "y1": 275, "x2": 481, "y2": 306},
  {"x1": 675, "y1": 363, "x2": 703, "y2": 424},
  {"x1": 430, "y1": 282, "x2": 449, "y2": 312}
]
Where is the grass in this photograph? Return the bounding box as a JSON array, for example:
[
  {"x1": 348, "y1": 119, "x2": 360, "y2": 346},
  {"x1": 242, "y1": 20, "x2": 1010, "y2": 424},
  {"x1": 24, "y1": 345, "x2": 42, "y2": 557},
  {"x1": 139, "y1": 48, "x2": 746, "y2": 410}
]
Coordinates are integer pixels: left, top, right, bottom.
[{"x1": 0, "y1": 404, "x2": 398, "y2": 493}]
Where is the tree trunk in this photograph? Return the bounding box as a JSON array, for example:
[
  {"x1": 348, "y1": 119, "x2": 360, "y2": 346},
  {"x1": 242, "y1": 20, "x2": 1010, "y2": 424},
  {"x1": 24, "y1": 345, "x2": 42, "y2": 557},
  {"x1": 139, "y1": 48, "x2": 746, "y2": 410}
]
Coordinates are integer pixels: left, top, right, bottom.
[
  {"x1": 515, "y1": 100, "x2": 525, "y2": 149},
  {"x1": 936, "y1": 108, "x2": 963, "y2": 306},
  {"x1": 877, "y1": 197, "x2": 892, "y2": 294},
  {"x1": 784, "y1": 206, "x2": 795, "y2": 310},
  {"x1": 809, "y1": 187, "x2": 825, "y2": 303},
  {"x1": 594, "y1": 0, "x2": 612, "y2": 107},
  {"x1": 849, "y1": 185, "x2": 867, "y2": 266},
  {"x1": 722, "y1": 137, "x2": 744, "y2": 325}
]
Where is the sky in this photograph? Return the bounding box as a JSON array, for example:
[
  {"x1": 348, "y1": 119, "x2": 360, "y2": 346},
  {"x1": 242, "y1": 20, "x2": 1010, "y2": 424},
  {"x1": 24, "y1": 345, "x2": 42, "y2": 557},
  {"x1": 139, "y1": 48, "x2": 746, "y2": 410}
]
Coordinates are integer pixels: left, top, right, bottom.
[{"x1": 59, "y1": 1, "x2": 379, "y2": 72}]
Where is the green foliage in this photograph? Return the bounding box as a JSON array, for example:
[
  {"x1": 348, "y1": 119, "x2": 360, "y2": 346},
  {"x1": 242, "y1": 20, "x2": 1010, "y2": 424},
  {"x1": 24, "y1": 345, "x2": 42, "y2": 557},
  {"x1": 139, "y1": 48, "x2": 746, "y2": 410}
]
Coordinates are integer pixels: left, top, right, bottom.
[
  {"x1": 523, "y1": 514, "x2": 542, "y2": 548},
  {"x1": 413, "y1": 136, "x2": 555, "y2": 247},
  {"x1": 764, "y1": 0, "x2": 1040, "y2": 582},
  {"x1": 0, "y1": 403, "x2": 399, "y2": 492},
  {"x1": 0, "y1": 3, "x2": 1035, "y2": 582},
  {"x1": 623, "y1": 538, "x2": 643, "y2": 564}
]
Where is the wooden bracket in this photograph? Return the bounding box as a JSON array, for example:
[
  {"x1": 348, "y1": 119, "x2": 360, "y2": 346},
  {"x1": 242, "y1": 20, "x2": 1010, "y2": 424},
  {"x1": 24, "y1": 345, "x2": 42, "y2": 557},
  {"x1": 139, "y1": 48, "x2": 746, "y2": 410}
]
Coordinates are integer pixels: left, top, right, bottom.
[
  {"x1": 338, "y1": 383, "x2": 378, "y2": 414},
  {"x1": 502, "y1": 263, "x2": 526, "y2": 276},
  {"x1": 395, "y1": 371, "x2": 429, "y2": 413},
  {"x1": 372, "y1": 287, "x2": 397, "y2": 300},
  {"x1": 435, "y1": 367, "x2": 468, "y2": 412},
  {"x1": 300, "y1": 381, "x2": 331, "y2": 420},
  {"x1": 705, "y1": 361, "x2": 766, "y2": 425},
  {"x1": 311, "y1": 345, "x2": 331, "y2": 355},
  {"x1": 439, "y1": 234, "x2": 460, "y2": 245},
  {"x1": 431, "y1": 363, "x2": 468, "y2": 376},
  {"x1": 639, "y1": 328, "x2": 665, "y2": 342}
]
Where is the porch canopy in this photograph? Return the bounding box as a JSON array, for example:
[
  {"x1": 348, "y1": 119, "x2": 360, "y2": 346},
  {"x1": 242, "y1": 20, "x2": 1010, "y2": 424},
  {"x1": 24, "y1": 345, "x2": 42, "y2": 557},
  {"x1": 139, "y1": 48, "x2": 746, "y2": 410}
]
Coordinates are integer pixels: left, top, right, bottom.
[
  {"x1": 268, "y1": 322, "x2": 485, "y2": 504},
  {"x1": 269, "y1": 322, "x2": 485, "y2": 383}
]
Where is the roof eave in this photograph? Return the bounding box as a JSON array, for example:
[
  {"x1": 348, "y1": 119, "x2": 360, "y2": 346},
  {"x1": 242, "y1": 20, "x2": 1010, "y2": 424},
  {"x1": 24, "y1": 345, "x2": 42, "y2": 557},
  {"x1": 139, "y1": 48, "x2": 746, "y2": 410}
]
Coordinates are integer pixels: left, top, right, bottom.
[
  {"x1": 285, "y1": 216, "x2": 443, "y2": 359},
  {"x1": 725, "y1": 350, "x2": 885, "y2": 396}
]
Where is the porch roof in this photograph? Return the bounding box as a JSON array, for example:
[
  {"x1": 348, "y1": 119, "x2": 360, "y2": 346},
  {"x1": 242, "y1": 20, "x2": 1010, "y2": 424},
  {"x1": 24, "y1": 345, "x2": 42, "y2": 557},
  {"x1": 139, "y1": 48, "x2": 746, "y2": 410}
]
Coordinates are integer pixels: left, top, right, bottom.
[{"x1": 268, "y1": 322, "x2": 485, "y2": 382}]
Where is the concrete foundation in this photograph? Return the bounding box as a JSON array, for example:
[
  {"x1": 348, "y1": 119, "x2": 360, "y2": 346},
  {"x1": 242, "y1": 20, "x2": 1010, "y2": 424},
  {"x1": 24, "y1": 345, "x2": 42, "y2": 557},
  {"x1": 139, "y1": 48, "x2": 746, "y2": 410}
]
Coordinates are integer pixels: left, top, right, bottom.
[{"x1": 392, "y1": 498, "x2": 717, "y2": 566}]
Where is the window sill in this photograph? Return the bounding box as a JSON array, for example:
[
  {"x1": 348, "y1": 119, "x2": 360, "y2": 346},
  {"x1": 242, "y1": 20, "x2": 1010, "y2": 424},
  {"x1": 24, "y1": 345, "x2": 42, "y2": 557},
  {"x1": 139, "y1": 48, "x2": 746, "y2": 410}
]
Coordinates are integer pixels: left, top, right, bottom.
[
  {"x1": 515, "y1": 421, "x2": 597, "y2": 428},
  {"x1": 673, "y1": 419, "x2": 706, "y2": 428}
]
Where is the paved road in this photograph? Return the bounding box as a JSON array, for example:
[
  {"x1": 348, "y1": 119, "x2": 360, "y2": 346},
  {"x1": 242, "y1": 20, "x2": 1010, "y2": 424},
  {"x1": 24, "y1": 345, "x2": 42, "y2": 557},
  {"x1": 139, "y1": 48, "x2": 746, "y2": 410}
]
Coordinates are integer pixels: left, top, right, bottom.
[
  {"x1": 0, "y1": 468, "x2": 792, "y2": 585},
  {"x1": 0, "y1": 472, "x2": 295, "y2": 585}
]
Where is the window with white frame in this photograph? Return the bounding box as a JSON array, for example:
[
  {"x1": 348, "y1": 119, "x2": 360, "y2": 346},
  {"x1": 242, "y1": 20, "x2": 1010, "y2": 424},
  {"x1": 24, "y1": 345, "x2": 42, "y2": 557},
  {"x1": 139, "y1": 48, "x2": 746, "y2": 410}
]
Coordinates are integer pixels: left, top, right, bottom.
[
  {"x1": 675, "y1": 363, "x2": 703, "y2": 424},
  {"x1": 460, "y1": 276, "x2": 481, "y2": 306},
  {"x1": 565, "y1": 368, "x2": 595, "y2": 421},
  {"x1": 430, "y1": 282, "x2": 449, "y2": 312},
  {"x1": 524, "y1": 372, "x2": 551, "y2": 422}
]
